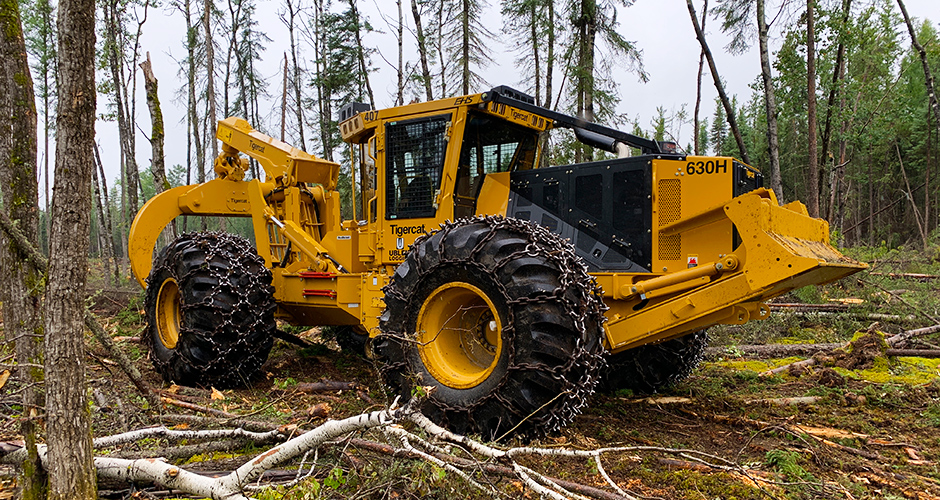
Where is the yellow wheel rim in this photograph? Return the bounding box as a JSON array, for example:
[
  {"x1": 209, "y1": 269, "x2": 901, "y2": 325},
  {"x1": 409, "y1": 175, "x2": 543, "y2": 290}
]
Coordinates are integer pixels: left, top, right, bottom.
[
  {"x1": 416, "y1": 282, "x2": 502, "y2": 389},
  {"x1": 155, "y1": 278, "x2": 181, "y2": 349}
]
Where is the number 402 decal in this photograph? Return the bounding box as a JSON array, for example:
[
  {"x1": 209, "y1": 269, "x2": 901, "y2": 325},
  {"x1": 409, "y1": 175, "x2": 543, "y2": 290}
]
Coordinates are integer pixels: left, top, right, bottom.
[{"x1": 686, "y1": 159, "x2": 729, "y2": 175}]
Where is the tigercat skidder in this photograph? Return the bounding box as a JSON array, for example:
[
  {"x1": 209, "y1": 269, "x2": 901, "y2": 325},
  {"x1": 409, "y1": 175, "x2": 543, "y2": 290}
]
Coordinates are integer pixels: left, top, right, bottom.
[{"x1": 129, "y1": 86, "x2": 866, "y2": 439}]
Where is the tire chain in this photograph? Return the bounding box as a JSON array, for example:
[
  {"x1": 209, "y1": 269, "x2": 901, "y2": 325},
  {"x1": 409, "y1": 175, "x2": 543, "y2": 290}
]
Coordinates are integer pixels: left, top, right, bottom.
[
  {"x1": 149, "y1": 231, "x2": 274, "y2": 387},
  {"x1": 377, "y1": 215, "x2": 608, "y2": 438},
  {"x1": 606, "y1": 330, "x2": 709, "y2": 394}
]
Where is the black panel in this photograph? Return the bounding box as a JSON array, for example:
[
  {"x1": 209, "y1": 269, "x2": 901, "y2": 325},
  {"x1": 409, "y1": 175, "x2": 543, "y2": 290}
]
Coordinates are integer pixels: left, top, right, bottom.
[
  {"x1": 733, "y1": 160, "x2": 763, "y2": 197},
  {"x1": 732, "y1": 161, "x2": 764, "y2": 248},
  {"x1": 509, "y1": 157, "x2": 652, "y2": 272}
]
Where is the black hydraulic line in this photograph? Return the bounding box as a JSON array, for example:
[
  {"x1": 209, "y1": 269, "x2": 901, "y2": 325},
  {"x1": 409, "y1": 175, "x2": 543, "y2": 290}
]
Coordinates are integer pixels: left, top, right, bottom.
[{"x1": 481, "y1": 87, "x2": 663, "y2": 154}]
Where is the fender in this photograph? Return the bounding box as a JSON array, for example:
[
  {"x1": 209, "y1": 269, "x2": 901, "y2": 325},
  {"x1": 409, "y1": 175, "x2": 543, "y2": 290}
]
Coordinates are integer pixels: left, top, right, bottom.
[{"x1": 128, "y1": 178, "x2": 271, "y2": 286}]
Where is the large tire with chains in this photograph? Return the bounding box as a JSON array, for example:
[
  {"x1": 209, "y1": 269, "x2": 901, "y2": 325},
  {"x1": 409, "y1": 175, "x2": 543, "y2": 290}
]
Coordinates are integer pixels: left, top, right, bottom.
[
  {"x1": 332, "y1": 325, "x2": 371, "y2": 357},
  {"x1": 600, "y1": 330, "x2": 708, "y2": 394},
  {"x1": 374, "y1": 216, "x2": 607, "y2": 440},
  {"x1": 145, "y1": 232, "x2": 276, "y2": 388}
]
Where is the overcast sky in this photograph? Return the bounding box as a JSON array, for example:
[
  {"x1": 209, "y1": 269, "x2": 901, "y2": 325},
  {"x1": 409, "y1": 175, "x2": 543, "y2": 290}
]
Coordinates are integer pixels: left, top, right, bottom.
[{"x1": 78, "y1": 0, "x2": 939, "y2": 202}]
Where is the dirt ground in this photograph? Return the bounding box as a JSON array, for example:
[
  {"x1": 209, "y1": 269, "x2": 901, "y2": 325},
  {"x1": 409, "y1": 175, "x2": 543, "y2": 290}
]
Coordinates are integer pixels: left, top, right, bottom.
[{"x1": 3, "y1": 256, "x2": 940, "y2": 499}]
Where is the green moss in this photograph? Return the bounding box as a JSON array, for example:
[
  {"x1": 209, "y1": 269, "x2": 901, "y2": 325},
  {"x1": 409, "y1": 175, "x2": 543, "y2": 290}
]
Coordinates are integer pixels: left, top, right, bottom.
[
  {"x1": 0, "y1": 0, "x2": 23, "y2": 40},
  {"x1": 831, "y1": 356, "x2": 940, "y2": 385}
]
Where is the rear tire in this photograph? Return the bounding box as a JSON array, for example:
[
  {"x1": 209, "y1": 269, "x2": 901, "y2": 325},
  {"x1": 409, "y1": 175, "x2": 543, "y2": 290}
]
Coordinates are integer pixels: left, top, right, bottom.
[
  {"x1": 145, "y1": 232, "x2": 275, "y2": 388},
  {"x1": 600, "y1": 330, "x2": 708, "y2": 394},
  {"x1": 374, "y1": 216, "x2": 606, "y2": 440},
  {"x1": 331, "y1": 325, "x2": 370, "y2": 357}
]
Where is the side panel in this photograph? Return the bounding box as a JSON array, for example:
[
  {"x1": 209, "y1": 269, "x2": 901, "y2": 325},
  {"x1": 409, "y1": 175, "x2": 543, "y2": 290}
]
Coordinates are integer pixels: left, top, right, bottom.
[{"x1": 651, "y1": 157, "x2": 762, "y2": 273}]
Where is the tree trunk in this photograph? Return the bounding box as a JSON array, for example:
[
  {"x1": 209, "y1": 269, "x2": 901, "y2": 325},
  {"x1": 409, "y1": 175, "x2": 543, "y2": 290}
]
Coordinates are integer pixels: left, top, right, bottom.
[
  {"x1": 47, "y1": 0, "x2": 97, "y2": 493},
  {"x1": 102, "y1": 0, "x2": 137, "y2": 239},
  {"x1": 822, "y1": 0, "x2": 851, "y2": 220},
  {"x1": 411, "y1": 0, "x2": 433, "y2": 101},
  {"x1": 204, "y1": 0, "x2": 218, "y2": 163},
  {"x1": 461, "y1": 0, "x2": 470, "y2": 94},
  {"x1": 756, "y1": 0, "x2": 783, "y2": 199},
  {"x1": 183, "y1": 0, "x2": 204, "y2": 230},
  {"x1": 286, "y1": 0, "x2": 305, "y2": 150},
  {"x1": 93, "y1": 144, "x2": 118, "y2": 286},
  {"x1": 348, "y1": 0, "x2": 374, "y2": 107},
  {"x1": 281, "y1": 53, "x2": 287, "y2": 141},
  {"x1": 693, "y1": 0, "x2": 707, "y2": 156},
  {"x1": 896, "y1": 0, "x2": 940, "y2": 138},
  {"x1": 91, "y1": 161, "x2": 114, "y2": 286},
  {"x1": 396, "y1": 0, "x2": 404, "y2": 106},
  {"x1": 543, "y1": 0, "x2": 554, "y2": 109},
  {"x1": 806, "y1": 0, "x2": 820, "y2": 217},
  {"x1": 574, "y1": 0, "x2": 597, "y2": 163},
  {"x1": 140, "y1": 53, "x2": 166, "y2": 196},
  {"x1": 530, "y1": 2, "x2": 541, "y2": 105},
  {"x1": 204, "y1": 0, "x2": 224, "y2": 230},
  {"x1": 0, "y1": 0, "x2": 45, "y2": 495},
  {"x1": 686, "y1": 0, "x2": 751, "y2": 165},
  {"x1": 436, "y1": 0, "x2": 447, "y2": 97}
]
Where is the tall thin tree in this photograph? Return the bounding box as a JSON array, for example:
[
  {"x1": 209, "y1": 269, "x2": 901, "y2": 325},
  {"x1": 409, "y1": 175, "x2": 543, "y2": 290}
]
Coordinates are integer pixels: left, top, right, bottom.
[
  {"x1": 686, "y1": 0, "x2": 751, "y2": 165},
  {"x1": 46, "y1": 0, "x2": 97, "y2": 493},
  {"x1": 806, "y1": 0, "x2": 819, "y2": 216},
  {"x1": 411, "y1": 0, "x2": 434, "y2": 101},
  {"x1": 897, "y1": 0, "x2": 940, "y2": 138}
]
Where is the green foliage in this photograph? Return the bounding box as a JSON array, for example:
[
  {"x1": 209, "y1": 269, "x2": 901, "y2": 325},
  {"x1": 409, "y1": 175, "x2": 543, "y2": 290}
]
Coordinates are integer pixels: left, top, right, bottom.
[
  {"x1": 323, "y1": 466, "x2": 346, "y2": 490},
  {"x1": 764, "y1": 449, "x2": 811, "y2": 481}
]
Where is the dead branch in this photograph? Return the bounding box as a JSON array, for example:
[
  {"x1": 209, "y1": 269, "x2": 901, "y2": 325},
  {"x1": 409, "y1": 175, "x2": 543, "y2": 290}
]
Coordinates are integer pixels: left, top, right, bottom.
[
  {"x1": 860, "y1": 278, "x2": 939, "y2": 324},
  {"x1": 157, "y1": 413, "x2": 292, "y2": 433},
  {"x1": 869, "y1": 272, "x2": 940, "y2": 281},
  {"x1": 708, "y1": 343, "x2": 842, "y2": 360},
  {"x1": 886, "y1": 349, "x2": 940, "y2": 358},
  {"x1": 746, "y1": 396, "x2": 822, "y2": 406},
  {"x1": 294, "y1": 381, "x2": 361, "y2": 393},
  {"x1": 770, "y1": 303, "x2": 850, "y2": 312},
  {"x1": 93, "y1": 425, "x2": 285, "y2": 449},
  {"x1": 160, "y1": 396, "x2": 239, "y2": 418}
]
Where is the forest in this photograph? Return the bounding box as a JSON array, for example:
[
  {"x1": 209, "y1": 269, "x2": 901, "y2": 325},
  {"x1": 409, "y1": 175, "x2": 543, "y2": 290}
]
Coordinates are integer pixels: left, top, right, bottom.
[
  {"x1": 10, "y1": 0, "x2": 940, "y2": 269},
  {"x1": 2, "y1": 0, "x2": 940, "y2": 498}
]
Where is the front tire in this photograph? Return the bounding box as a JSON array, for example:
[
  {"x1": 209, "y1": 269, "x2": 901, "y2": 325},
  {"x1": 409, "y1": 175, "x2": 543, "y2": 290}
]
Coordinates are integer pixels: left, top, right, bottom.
[
  {"x1": 374, "y1": 216, "x2": 607, "y2": 440},
  {"x1": 145, "y1": 232, "x2": 275, "y2": 388}
]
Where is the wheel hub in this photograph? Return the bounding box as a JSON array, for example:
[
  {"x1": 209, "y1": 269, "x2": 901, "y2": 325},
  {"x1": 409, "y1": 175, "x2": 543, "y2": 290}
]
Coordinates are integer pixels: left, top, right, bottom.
[
  {"x1": 416, "y1": 282, "x2": 502, "y2": 389},
  {"x1": 155, "y1": 278, "x2": 181, "y2": 349}
]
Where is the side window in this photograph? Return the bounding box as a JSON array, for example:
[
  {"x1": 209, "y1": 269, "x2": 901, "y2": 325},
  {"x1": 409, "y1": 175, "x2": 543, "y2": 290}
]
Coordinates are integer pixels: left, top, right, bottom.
[{"x1": 385, "y1": 115, "x2": 449, "y2": 219}]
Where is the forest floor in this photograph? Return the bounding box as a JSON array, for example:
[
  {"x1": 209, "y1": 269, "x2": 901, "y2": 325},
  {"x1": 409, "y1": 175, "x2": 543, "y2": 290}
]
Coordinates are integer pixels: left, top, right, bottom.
[{"x1": 3, "y1": 244, "x2": 940, "y2": 499}]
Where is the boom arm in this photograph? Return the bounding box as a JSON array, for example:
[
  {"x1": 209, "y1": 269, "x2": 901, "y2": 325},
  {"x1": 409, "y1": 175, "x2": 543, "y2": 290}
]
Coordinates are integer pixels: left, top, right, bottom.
[{"x1": 214, "y1": 117, "x2": 339, "y2": 190}]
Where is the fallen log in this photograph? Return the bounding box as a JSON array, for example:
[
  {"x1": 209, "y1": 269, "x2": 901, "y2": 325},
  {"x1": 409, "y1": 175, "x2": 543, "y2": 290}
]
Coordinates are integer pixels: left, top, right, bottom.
[
  {"x1": 869, "y1": 272, "x2": 940, "y2": 281},
  {"x1": 294, "y1": 381, "x2": 360, "y2": 393},
  {"x1": 770, "y1": 303, "x2": 850, "y2": 311},
  {"x1": 707, "y1": 343, "x2": 842, "y2": 360},
  {"x1": 886, "y1": 349, "x2": 940, "y2": 358}
]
